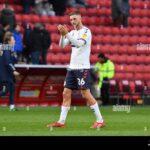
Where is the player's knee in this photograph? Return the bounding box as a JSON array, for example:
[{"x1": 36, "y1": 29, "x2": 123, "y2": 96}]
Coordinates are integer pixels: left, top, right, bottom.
[
  {"x1": 63, "y1": 90, "x2": 71, "y2": 99},
  {"x1": 81, "y1": 90, "x2": 88, "y2": 99}
]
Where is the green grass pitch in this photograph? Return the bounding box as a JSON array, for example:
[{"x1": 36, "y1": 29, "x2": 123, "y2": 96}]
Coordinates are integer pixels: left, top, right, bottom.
[{"x1": 0, "y1": 106, "x2": 150, "y2": 136}]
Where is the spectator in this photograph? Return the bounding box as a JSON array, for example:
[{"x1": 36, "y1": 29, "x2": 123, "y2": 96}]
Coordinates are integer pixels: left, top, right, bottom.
[
  {"x1": 13, "y1": 24, "x2": 23, "y2": 63},
  {"x1": 34, "y1": 0, "x2": 55, "y2": 16},
  {"x1": 0, "y1": 3, "x2": 16, "y2": 30},
  {"x1": 111, "y1": 0, "x2": 130, "y2": 27},
  {"x1": 40, "y1": 23, "x2": 51, "y2": 64},
  {"x1": 23, "y1": 23, "x2": 32, "y2": 64},
  {"x1": 22, "y1": 0, "x2": 35, "y2": 14},
  {"x1": 30, "y1": 23, "x2": 43, "y2": 64},
  {"x1": 43, "y1": 1, "x2": 55, "y2": 16},
  {"x1": 0, "y1": 32, "x2": 20, "y2": 111},
  {"x1": 0, "y1": 24, "x2": 10, "y2": 44},
  {"x1": 95, "y1": 53, "x2": 115, "y2": 105},
  {"x1": 67, "y1": 0, "x2": 90, "y2": 8},
  {"x1": 49, "y1": 0, "x2": 68, "y2": 16}
]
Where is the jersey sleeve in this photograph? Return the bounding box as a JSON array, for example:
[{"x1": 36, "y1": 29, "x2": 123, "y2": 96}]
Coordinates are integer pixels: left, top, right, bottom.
[
  {"x1": 79, "y1": 28, "x2": 91, "y2": 45},
  {"x1": 59, "y1": 35, "x2": 70, "y2": 48},
  {"x1": 66, "y1": 28, "x2": 91, "y2": 47}
]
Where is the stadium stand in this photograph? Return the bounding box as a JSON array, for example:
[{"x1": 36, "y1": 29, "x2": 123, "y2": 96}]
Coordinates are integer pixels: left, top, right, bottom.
[{"x1": 0, "y1": 0, "x2": 150, "y2": 105}]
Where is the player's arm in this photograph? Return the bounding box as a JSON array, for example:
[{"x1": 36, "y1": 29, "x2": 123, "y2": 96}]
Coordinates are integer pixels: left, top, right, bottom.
[
  {"x1": 66, "y1": 33, "x2": 86, "y2": 47},
  {"x1": 58, "y1": 24, "x2": 70, "y2": 48},
  {"x1": 3, "y1": 50, "x2": 19, "y2": 76},
  {"x1": 66, "y1": 28, "x2": 90, "y2": 48},
  {"x1": 58, "y1": 25, "x2": 88, "y2": 48},
  {"x1": 59, "y1": 35, "x2": 70, "y2": 48}
]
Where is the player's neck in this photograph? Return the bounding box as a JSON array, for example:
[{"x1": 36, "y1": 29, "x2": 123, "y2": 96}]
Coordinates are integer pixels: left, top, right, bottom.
[{"x1": 75, "y1": 23, "x2": 83, "y2": 30}]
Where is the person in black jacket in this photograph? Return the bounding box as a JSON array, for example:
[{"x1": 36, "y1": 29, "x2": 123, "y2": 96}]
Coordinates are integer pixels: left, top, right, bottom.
[
  {"x1": 23, "y1": 23, "x2": 32, "y2": 64},
  {"x1": 0, "y1": 24, "x2": 10, "y2": 44},
  {"x1": 41, "y1": 23, "x2": 51, "y2": 64},
  {"x1": 0, "y1": 3, "x2": 16, "y2": 31},
  {"x1": 111, "y1": 0, "x2": 130, "y2": 27},
  {"x1": 0, "y1": 32, "x2": 20, "y2": 111},
  {"x1": 30, "y1": 23, "x2": 43, "y2": 64}
]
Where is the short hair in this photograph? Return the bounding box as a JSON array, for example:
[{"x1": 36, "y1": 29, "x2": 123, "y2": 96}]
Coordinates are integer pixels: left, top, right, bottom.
[
  {"x1": 98, "y1": 53, "x2": 106, "y2": 59},
  {"x1": 3, "y1": 32, "x2": 13, "y2": 44},
  {"x1": 69, "y1": 11, "x2": 81, "y2": 16}
]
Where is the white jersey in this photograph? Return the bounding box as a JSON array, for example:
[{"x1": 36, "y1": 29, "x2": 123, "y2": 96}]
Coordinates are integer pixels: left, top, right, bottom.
[{"x1": 59, "y1": 26, "x2": 92, "y2": 69}]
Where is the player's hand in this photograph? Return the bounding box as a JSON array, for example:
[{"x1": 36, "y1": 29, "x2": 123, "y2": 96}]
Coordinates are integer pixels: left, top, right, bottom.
[
  {"x1": 61, "y1": 25, "x2": 68, "y2": 35},
  {"x1": 13, "y1": 71, "x2": 20, "y2": 76},
  {"x1": 57, "y1": 24, "x2": 68, "y2": 36},
  {"x1": 57, "y1": 24, "x2": 65, "y2": 36},
  {"x1": 57, "y1": 24, "x2": 63, "y2": 30}
]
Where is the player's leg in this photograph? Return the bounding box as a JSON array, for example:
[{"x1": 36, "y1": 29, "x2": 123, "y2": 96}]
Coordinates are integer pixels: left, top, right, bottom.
[
  {"x1": 75, "y1": 69, "x2": 105, "y2": 128},
  {"x1": 57, "y1": 88, "x2": 72, "y2": 124},
  {"x1": 0, "y1": 82, "x2": 9, "y2": 96},
  {"x1": 81, "y1": 89, "x2": 105, "y2": 128},
  {"x1": 47, "y1": 70, "x2": 76, "y2": 128},
  {"x1": 9, "y1": 82, "x2": 17, "y2": 111}
]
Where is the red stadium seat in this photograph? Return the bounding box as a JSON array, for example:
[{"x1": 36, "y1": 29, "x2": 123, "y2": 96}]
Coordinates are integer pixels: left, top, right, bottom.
[
  {"x1": 114, "y1": 73, "x2": 125, "y2": 81},
  {"x1": 118, "y1": 80, "x2": 131, "y2": 103},
  {"x1": 87, "y1": 0, "x2": 98, "y2": 6},
  {"x1": 139, "y1": 18, "x2": 148, "y2": 27},
  {"x1": 13, "y1": 5, "x2": 23, "y2": 13},
  {"x1": 124, "y1": 64, "x2": 135, "y2": 73},
  {"x1": 100, "y1": 45, "x2": 111, "y2": 54},
  {"x1": 119, "y1": 36, "x2": 129, "y2": 44},
  {"x1": 126, "y1": 55, "x2": 136, "y2": 64},
  {"x1": 51, "y1": 33, "x2": 60, "y2": 43},
  {"x1": 129, "y1": 17, "x2": 140, "y2": 26},
  {"x1": 143, "y1": 65, "x2": 150, "y2": 73},
  {"x1": 101, "y1": 35, "x2": 111, "y2": 44},
  {"x1": 92, "y1": 35, "x2": 102, "y2": 44},
  {"x1": 59, "y1": 53, "x2": 70, "y2": 64},
  {"x1": 144, "y1": 56, "x2": 150, "y2": 65},
  {"x1": 118, "y1": 45, "x2": 128, "y2": 54},
  {"x1": 111, "y1": 27, "x2": 120, "y2": 35},
  {"x1": 128, "y1": 36, "x2": 138, "y2": 45},
  {"x1": 109, "y1": 45, "x2": 118, "y2": 54},
  {"x1": 49, "y1": 16, "x2": 60, "y2": 24},
  {"x1": 130, "y1": 9, "x2": 140, "y2": 17},
  {"x1": 46, "y1": 25, "x2": 57, "y2": 33},
  {"x1": 91, "y1": 45, "x2": 101, "y2": 53},
  {"x1": 59, "y1": 16, "x2": 69, "y2": 24},
  {"x1": 50, "y1": 43, "x2": 61, "y2": 53},
  {"x1": 30, "y1": 15, "x2": 40, "y2": 23},
  {"x1": 127, "y1": 46, "x2": 137, "y2": 55},
  {"x1": 15, "y1": 14, "x2": 22, "y2": 22},
  {"x1": 109, "y1": 79, "x2": 119, "y2": 103},
  {"x1": 120, "y1": 28, "x2": 129, "y2": 35},
  {"x1": 22, "y1": 15, "x2": 31, "y2": 23},
  {"x1": 135, "y1": 55, "x2": 146, "y2": 65},
  {"x1": 102, "y1": 27, "x2": 111, "y2": 35},
  {"x1": 90, "y1": 54, "x2": 98, "y2": 64},
  {"x1": 135, "y1": 65, "x2": 145, "y2": 73},
  {"x1": 86, "y1": 8, "x2": 97, "y2": 16},
  {"x1": 40, "y1": 16, "x2": 49, "y2": 23},
  {"x1": 134, "y1": 73, "x2": 144, "y2": 80},
  {"x1": 143, "y1": 73, "x2": 150, "y2": 81},
  {"x1": 111, "y1": 36, "x2": 120, "y2": 45},
  {"x1": 115, "y1": 64, "x2": 125, "y2": 73},
  {"x1": 116, "y1": 55, "x2": 127, "y2": 64}
]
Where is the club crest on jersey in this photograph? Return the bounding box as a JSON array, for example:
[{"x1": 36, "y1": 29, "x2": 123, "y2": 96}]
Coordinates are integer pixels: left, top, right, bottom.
[{"x1": 82, "y1": 34, "x2": 87, "y2": 39}]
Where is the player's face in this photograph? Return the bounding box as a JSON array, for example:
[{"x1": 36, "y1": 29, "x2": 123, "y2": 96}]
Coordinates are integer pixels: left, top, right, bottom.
[{"x1": 70, "y1": 15, "x2": 81, "y2": 28}]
